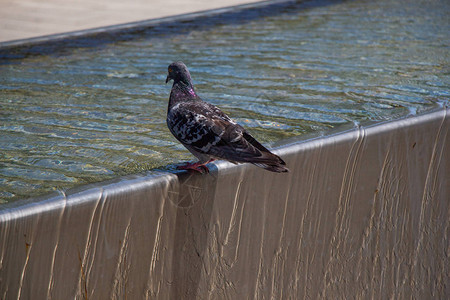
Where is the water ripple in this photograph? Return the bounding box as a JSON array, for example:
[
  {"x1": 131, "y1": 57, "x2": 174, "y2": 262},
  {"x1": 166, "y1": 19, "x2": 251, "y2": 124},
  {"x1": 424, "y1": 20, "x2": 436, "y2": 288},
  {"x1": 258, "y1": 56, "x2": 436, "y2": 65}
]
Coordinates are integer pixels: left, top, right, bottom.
[{"x1": 0, "y1": 0, "x2": 448, "y2": 202}]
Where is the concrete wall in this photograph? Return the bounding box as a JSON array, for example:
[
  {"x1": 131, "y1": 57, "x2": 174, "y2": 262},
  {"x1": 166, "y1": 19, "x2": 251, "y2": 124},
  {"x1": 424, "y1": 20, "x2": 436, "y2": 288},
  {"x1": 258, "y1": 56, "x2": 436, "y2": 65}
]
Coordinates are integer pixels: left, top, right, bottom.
[{"x1": 0, "y1": 108, "x2": 448, "y2": 299}]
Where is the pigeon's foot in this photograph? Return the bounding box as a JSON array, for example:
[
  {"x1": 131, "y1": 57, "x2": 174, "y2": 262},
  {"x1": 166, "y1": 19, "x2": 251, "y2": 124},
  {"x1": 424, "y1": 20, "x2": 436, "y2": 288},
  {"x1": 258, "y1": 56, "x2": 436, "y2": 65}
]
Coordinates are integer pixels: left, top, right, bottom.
[{"x1": 177, "y1": 159, "x2": 215, "y2": 174}]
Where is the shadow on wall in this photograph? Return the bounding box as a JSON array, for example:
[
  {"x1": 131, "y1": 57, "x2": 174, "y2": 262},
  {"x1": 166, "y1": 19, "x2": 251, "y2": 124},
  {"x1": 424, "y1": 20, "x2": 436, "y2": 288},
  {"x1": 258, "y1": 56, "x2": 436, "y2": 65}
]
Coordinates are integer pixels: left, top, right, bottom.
[{"x1": 168, "y1": 170, "x2": 218, "y2": 299}]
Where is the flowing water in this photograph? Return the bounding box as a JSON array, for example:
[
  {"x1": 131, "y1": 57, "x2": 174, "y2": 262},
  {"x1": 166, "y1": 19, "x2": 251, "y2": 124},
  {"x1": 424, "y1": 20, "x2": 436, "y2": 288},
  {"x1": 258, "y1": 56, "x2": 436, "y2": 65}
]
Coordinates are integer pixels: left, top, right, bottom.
[{"x1": 0, "y1": 0, "x2": 449, "y2": 203}]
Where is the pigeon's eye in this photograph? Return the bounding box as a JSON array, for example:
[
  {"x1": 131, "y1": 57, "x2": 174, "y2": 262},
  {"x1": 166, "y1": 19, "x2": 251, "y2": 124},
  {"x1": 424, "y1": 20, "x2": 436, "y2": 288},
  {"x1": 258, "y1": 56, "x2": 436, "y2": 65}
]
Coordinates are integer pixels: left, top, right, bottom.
[{"x1": 168, "y1": 67, "x2": 173, "y2": 73}]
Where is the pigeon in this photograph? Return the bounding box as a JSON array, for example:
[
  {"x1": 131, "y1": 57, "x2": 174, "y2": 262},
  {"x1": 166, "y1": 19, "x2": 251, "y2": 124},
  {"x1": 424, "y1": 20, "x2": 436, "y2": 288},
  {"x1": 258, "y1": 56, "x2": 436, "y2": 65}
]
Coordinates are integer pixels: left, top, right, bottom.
[{"x1": 165, "y1": 61, "x2": 289, "y2": 173}]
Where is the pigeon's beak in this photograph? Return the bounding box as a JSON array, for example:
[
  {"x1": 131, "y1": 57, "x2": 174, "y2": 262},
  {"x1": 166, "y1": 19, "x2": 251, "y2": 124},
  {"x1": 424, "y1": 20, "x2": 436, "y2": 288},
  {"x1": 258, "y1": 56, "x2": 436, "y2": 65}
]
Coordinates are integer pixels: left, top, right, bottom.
[{"x1": 165, "y1": 75, "x2": 171, "y2": 84}]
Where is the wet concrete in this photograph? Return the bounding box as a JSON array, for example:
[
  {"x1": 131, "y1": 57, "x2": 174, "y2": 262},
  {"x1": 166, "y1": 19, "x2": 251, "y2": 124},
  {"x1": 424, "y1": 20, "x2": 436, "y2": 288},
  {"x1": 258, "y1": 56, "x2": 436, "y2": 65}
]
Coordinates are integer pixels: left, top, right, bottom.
[{"x1": 0, "y1": 108, "x2": 448, "y2": 299}]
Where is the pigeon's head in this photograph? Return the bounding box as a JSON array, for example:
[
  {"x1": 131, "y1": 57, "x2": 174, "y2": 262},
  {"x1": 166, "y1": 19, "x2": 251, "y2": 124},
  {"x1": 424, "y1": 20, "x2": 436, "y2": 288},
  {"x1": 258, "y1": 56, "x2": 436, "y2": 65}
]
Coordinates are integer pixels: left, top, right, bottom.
[{"x1": 166, "y1": 61, "x2": 192, "y2": 85}]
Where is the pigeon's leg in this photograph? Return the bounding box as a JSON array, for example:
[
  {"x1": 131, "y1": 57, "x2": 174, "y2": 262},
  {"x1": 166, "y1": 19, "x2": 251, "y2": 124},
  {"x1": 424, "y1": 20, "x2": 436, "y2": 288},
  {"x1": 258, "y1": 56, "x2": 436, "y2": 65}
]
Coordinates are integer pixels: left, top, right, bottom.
[{"x1": 177, "y1": 159, "x2": 215, "y2": 173}]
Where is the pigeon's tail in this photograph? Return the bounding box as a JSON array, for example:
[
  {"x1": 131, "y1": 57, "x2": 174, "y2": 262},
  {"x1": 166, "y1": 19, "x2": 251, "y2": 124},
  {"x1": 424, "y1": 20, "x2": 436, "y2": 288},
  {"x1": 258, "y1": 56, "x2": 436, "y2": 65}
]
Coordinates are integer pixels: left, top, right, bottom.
[
  {"x1": 253, "y1": 162, "x2": 289, "y2": 173},
  {"x1": 250, "y1": 152, "x2": 289, "y2": 173},
  {"x1": 239, "y1": 132, "x2": 289, "y2": 173}
]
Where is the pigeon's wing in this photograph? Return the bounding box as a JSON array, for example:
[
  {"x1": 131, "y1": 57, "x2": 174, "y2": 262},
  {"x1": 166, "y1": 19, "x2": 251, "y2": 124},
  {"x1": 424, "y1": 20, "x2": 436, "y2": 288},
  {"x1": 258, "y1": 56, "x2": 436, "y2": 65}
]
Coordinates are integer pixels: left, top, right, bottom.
[
  {"x1": 167, "y1": 102, "x2": 285, "y2": 165},
  {"x1": 167, "y1": 102, "x2": 222, "y2": 153}
]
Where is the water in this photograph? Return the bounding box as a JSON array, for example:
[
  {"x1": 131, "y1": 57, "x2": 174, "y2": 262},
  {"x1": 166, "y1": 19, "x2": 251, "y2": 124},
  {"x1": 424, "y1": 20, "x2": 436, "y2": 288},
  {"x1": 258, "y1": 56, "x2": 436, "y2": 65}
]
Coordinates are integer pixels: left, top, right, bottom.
[{"x1": 0, "y1": 0, "x2": 449, "y2": 203}]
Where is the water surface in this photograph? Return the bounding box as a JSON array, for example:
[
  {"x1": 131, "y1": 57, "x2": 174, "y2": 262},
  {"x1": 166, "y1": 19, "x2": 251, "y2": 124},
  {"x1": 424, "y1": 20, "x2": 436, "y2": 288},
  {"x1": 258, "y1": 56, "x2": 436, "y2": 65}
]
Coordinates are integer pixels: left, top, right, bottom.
[{"x1": 0, "y1": 0, "x2": 449, "y2": 202}]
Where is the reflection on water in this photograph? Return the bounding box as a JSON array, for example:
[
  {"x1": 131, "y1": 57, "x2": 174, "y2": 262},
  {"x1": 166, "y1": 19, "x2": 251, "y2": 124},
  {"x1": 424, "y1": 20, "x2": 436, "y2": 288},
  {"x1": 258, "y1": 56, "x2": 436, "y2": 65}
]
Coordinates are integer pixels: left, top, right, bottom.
[{"x1": 0, "y1": 0, "x2": 449, "y2": 202}]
